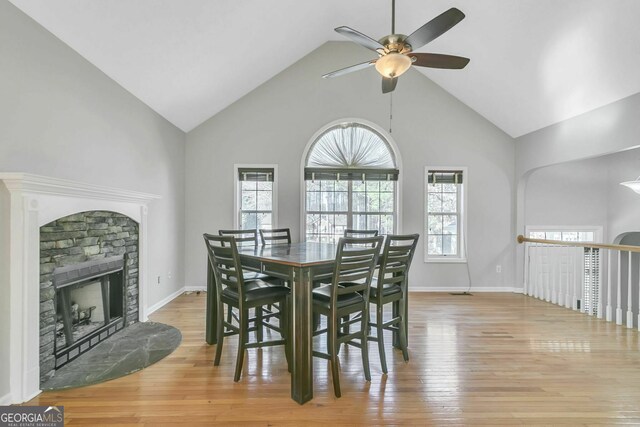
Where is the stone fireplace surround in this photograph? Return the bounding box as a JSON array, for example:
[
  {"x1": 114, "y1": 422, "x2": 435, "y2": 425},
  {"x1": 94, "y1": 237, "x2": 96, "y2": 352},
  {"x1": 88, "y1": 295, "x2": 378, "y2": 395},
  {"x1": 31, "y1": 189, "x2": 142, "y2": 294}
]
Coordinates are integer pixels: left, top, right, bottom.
[{"x1": 0, "y1": 173, "x2": 159, "y2": 404}]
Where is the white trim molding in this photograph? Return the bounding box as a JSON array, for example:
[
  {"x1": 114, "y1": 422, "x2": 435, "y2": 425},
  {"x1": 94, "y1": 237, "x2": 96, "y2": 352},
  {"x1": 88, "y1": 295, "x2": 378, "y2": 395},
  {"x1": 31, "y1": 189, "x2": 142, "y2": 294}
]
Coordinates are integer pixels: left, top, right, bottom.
[
  {"x1": 0, "y1": 173, "x2": 159, "y2": 404},
  {"x1": 410, "y1": 286, "x2": 523, "y2": 293}
]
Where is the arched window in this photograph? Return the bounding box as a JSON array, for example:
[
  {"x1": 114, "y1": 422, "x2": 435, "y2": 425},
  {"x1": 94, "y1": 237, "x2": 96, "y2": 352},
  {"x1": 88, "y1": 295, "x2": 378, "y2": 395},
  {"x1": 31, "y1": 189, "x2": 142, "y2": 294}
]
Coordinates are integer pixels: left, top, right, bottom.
[{"x1": 303, "y1": 122, "x2": 399, "y2": 242}]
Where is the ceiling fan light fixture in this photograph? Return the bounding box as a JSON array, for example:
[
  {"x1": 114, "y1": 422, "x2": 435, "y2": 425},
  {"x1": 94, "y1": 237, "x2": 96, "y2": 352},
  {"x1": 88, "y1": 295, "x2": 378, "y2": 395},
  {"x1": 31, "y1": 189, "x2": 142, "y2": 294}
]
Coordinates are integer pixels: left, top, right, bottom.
[{"x1": 375, "y1": 53, "x2": 412, "y2": 78}]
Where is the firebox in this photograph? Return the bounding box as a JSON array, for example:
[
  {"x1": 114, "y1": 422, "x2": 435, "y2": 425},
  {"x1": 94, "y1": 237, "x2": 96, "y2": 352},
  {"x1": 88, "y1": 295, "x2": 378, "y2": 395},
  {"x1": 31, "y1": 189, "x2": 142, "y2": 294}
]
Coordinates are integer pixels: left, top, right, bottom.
[{"x1": 53, "y1": 255, "x2": 129, "y2": 368}]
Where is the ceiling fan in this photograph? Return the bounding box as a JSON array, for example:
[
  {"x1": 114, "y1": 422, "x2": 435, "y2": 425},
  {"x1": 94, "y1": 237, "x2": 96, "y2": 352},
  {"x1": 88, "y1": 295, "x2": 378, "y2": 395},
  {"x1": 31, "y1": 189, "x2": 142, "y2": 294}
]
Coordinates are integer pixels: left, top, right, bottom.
[{"x1": 322, "y1": 0, "x2": 470, "y2": 94}]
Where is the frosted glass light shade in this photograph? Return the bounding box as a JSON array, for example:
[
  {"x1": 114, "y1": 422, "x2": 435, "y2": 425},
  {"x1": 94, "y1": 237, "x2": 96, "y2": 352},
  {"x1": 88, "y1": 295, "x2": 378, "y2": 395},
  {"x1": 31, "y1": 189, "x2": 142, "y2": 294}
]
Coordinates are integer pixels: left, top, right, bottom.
[
  {"x1": 375, "y1": 53, "x2": 412, "y2": 78},
  {"x1": 620, "y1": 178, "x2": 640, "y2": 194}
]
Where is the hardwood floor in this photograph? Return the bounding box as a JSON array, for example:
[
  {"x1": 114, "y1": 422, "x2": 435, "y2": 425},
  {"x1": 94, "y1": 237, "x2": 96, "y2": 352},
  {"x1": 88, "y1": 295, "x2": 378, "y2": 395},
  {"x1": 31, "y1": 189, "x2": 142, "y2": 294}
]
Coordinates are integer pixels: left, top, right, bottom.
[{"x1": 28, "y1": 292, "x2": 640, "y2": 425}]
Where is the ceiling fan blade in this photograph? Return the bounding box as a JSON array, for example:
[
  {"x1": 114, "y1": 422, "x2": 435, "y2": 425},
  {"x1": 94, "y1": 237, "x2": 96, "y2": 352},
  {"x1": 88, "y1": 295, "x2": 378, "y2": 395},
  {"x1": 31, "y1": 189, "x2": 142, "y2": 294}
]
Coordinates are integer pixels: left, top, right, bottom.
[
  {"x1": 404, "y1": 8, "x2": 465, "y2": 50},
  {"x1": 322, "y1": 60, "x2": 377, "y2": 79},
  {"x1": 382, "y1": 77, "x2": 397, "y2": 94},
  {"x1": 335, "y1": 26, "x2": 385, "y2": 52},
  {"x1": 410, "y1": 53, "x2": 470, "y2": 69}
]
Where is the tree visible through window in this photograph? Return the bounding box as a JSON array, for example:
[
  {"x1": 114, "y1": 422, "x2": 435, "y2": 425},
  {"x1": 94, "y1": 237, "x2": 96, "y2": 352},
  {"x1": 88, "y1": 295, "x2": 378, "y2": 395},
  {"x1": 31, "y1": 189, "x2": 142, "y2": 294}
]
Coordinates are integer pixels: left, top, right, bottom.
[
  {"x1": 236, "y1": 166, "x2": 275, "y2": 230},
  {"x1": 304, "y1": 123, "x2": 398, "y2": 242},
  {"x1": 425, "y1": 169, "x2": 464, "y2": 260}
]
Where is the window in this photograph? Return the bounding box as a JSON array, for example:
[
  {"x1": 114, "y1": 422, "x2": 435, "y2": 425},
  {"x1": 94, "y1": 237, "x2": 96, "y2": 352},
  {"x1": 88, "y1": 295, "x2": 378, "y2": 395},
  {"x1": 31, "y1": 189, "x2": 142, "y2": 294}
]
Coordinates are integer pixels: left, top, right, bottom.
[
  {"x1": 303, "y1": 122, "x2": 398, "y2": 242},
  {"x1": 425, "y1": 168, "x2": 465, "y2": 261},
  {"x1": 234, "y1": 165, "x2": 277, "y2": 230}
]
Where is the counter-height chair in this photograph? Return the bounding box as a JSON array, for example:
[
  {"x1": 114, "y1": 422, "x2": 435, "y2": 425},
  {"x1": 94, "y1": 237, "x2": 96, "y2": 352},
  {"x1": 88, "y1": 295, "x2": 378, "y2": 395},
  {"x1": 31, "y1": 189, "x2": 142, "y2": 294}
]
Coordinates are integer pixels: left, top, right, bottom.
[
  {"x1": 218, "y1": 229, "x2": 285, "y2": 340},
  {"x1": 312, "y1": 235, "x2": 384, "y2": 397},
  {"x1": 368, "y1": 234, "x2": 419, "y2": 374},
  {"x1": 204, "y1": 234, "x2": 291, "y2": 382},
  {"x1": 259, "y1": 228, "x2": 291, "y2": 246}
]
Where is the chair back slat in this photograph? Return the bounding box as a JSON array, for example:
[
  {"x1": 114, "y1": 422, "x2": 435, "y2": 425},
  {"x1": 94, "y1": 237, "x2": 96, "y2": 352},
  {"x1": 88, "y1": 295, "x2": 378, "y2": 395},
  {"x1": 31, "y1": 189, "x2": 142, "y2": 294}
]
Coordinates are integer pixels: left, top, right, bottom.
[
  {"x1": 328, "y1": 236, "x2": 384, "y2": 305},
  {"x1": 204, "y1": 233, "x2": 246, "y2": 301},
  {"x1": 259, "y1": 228, "x2": 291, "y2": 245},
  {"x1": 218, "y1": 229, "x2": 258, "y2": 248},
  {"x1": 376, "y1": 234, "x2": 419, "y2": 293},
  {"x1": 344, "y1": 229, "x2": 379, "y2": 238}
]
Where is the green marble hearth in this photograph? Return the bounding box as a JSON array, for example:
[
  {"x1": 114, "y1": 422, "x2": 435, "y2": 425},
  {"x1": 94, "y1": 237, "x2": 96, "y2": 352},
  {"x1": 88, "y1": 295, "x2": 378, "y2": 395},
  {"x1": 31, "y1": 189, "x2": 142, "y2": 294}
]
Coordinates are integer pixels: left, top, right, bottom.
[{"x1": 41, "y1": 322, "x2": 181, "y2": 391}]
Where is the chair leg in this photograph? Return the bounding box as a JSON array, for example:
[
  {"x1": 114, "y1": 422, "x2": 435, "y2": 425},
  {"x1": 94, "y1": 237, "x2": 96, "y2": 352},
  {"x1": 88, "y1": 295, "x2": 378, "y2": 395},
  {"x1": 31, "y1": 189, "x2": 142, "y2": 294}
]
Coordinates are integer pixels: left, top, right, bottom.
[
  {"x1": 256, "y1": 307, "x2": 264, "y2": 342},
  {"x1": 328, "y1": 315, "x2": 341, "y2": 398},
  {"x1": 341, "y1": 315, "x2": 350, "y2": 336},
  {"x1": 234, "y1": 308, "x2": 248, "y2": 382},
  {"x1": 398, "y1": 301, "x2": 409, "y2": 362},
  {"x1": 214, "y1": 303, "x2": 225, "y2": 366},
  {"x1": 360, "y1": 308, "x2": 371, "y2": 382},
  {"x1": 376, "y1": 304, "x2": 388, "y2": 374}
]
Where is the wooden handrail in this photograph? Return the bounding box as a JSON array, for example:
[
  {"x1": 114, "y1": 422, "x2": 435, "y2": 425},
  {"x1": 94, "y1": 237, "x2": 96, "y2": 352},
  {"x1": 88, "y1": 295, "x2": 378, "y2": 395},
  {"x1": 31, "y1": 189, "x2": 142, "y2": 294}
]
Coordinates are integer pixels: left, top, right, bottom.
[{"x1": 517, "y1": 235, "x2": 640, "y2": 253}]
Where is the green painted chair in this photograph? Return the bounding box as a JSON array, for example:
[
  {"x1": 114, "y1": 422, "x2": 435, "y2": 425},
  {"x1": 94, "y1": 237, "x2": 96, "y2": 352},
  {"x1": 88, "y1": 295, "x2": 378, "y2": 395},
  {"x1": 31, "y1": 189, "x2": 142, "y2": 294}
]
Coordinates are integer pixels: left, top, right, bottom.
[
  {"x1": 204, "y1": 233, "x2": 291, "y2": 381},
  {"x1": 368, "y1": 234, "x2": 419, "y2": 374},
  {"x1": 312, "y1": 235, "x2": 384, "y2": 397}
]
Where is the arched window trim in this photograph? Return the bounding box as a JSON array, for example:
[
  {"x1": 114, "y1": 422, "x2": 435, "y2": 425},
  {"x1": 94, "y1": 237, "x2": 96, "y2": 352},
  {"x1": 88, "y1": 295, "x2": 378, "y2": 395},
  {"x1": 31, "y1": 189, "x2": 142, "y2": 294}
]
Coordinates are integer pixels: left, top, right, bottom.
[{"x1": 299, "y1": 118, "x2": 403, "y2": 241}]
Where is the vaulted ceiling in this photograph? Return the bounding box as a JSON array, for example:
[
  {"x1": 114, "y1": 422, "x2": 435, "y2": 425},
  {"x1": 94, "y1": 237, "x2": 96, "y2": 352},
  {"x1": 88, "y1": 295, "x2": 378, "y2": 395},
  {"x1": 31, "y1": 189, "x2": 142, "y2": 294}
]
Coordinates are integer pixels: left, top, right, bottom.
[{"x1": 9, "y1": 0, "x2": 640, "y2": 137}]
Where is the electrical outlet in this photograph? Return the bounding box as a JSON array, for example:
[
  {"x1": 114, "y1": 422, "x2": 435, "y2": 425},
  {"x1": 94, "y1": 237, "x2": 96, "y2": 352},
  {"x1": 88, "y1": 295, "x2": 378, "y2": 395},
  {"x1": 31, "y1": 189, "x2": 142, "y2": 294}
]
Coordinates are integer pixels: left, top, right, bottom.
[
  {"x1": 157, "y1": 276, "x2": 161, "y2": 284},
  {"x1": 496, "y1": 265, "x2": 502, "y2": 273},
  {"x1": 168, "y1": 271, "x2": 172, "y2": 280}
]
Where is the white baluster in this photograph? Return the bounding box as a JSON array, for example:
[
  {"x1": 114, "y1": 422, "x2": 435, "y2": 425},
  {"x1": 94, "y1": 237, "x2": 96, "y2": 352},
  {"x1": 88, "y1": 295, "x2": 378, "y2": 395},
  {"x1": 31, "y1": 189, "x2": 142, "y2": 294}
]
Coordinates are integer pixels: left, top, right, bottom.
[
  {"x1": 572, "y1": 246, "x2": 579, "y2": 311},
  {"x1": 551, "y1": 247, "x2": 558, "y2": 304},
  {"x1": 605, "y1": 249, "x2": 612, "y2": 321},
  {"x1": 531, "y1": 245, "x2": 537, "y2": 298},
  {"x1": 627, "y1": 251, "x2": 634, "y2": 328},
  {"x1": 524, "y1": 243, "x2": 530, "y2": 296},
  {"x1": 616, "y1": 251, "x2": 623, "y2": 325},
  {"x1": 557, "y1": 247, "x2": 564, "y2": 307},
  {"x1": 545, "y1": 246, "x2": 551, "y2": 302},
  {"x1": 564, "y1": 247, "x2": 571, "y2": 309}
]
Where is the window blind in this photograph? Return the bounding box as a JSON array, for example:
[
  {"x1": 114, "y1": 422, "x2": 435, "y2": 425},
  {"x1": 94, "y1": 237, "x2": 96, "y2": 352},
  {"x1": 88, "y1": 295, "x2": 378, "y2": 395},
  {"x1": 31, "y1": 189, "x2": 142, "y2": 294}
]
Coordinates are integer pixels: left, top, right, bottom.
[
  {"x1": 237, "y1": 167, "x2": 274, "y2": 182},
  {"x1": 304, "y1": 167, "x2": 399, "y2": 181},
  {"x1": 427, "y1": 170, "x2": 463, "y2": 184}
]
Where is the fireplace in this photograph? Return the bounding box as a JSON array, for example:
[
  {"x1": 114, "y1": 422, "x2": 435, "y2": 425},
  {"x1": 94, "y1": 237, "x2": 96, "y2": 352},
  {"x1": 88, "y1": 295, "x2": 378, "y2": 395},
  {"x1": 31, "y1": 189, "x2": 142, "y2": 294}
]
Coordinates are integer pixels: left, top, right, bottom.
[
  {"x1": 0, "y1": 173, "x2": 159, "y2": 404},
  {"x1": 39, "y1": 210, "x2": 140, "y2": 382},
  {"x1": 53, "y1": 256, "x2": 127, "y2": 368}
]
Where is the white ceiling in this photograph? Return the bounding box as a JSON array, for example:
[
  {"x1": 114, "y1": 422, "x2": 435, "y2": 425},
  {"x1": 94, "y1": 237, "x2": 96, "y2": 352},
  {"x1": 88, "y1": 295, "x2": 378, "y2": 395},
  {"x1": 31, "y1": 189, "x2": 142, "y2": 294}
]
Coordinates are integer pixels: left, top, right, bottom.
[{"x1": 9, "y1": 0, "x2": 640, "y2": 137}]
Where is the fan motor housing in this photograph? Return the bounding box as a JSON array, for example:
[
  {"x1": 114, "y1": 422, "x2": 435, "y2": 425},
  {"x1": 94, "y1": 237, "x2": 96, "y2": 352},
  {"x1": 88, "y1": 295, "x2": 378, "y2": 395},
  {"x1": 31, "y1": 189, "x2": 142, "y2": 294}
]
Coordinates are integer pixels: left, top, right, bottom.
[{"x1": 378, "y1": 34, "x2": 411, "y2": 54}]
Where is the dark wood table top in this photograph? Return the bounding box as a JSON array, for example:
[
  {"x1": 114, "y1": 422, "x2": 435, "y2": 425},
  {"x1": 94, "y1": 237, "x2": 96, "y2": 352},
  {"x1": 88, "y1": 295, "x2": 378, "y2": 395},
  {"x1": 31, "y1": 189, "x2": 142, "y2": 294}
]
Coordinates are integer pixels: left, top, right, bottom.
[{"x1": 237, "y1": 242, "x2": 338, "y2": 267}]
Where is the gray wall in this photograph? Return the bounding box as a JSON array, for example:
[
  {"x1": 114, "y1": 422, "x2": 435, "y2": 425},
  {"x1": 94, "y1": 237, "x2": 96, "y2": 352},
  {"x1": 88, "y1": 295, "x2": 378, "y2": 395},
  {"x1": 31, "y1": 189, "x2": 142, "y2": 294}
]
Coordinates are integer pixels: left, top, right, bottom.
[
  {"x1": 185, "y1": 41, "x2": 516, "y2": 291},
  {"x1": 525, "y1": 157, "x2": 608, "y2": 230},
  {"x1": 0, "y1": 1, "x2": 186, "y2": 400}
]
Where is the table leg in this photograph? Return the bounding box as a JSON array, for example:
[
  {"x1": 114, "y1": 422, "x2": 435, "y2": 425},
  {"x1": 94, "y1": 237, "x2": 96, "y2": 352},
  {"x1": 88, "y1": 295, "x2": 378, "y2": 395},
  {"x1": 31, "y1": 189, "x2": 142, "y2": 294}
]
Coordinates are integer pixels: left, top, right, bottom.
[
  {"x1": 206, "y1": 261, "x2": 217, "y2": 345},
  {"x1": 291, "y1": 266, "x2": 313, "y2": 404}
]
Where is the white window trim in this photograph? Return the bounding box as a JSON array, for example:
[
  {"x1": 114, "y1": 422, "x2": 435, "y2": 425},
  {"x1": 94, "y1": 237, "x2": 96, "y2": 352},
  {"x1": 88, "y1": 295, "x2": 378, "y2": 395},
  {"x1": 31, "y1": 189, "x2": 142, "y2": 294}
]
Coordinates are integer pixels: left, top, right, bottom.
[
  {"x1": 233, "y1": 164, "x2": 278, "y2": 229},
  {"x1": 424, "y1": 166, "x2": 468, "y2": 263},
  {"x1": 299, "y1": 118, "x2": 403, "y2": 241}
]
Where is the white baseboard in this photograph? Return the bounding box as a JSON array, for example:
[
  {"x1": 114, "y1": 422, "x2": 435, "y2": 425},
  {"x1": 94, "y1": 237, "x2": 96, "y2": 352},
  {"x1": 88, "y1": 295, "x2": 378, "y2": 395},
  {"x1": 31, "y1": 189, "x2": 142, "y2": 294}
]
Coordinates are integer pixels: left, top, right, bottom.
[
  {"x1": 0, "y1": 392, "x2": 11, "y2": 405},
  {"x1": 184, "y1": 285, "x2": 206, "y2": 292},
  {"x1": 146, "y1": 286, "x2": 185, "y2": 316},
  {"x1": 410, "y1": 286, "x2": 523, "y2": 293}
]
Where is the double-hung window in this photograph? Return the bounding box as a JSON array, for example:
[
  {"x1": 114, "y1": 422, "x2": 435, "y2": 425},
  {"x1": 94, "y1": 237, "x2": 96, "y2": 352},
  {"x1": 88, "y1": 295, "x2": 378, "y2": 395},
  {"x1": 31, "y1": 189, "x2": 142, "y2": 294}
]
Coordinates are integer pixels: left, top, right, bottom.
[
  {"x1": 234, "y1": 165, "x2": 277, "y2": 230},
  {"x1": 425, "y1": 168, "x2": 465, "y2": 261},
  {"x1": 303, "y1": 123, "x2": 399, "y2": 242}
]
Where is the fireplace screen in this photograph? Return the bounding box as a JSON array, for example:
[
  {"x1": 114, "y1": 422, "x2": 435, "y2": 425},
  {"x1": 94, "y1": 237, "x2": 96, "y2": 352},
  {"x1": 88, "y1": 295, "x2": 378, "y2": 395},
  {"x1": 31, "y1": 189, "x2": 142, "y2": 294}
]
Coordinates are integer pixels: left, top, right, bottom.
[{"x1": 52, "y1": 256, "x2": 126, "y2": 367}]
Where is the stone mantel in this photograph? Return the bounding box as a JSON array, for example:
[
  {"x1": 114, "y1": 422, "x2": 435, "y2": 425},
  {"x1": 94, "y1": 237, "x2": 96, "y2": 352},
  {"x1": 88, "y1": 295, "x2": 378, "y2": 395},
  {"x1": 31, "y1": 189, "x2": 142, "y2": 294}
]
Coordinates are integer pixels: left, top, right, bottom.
[{"x1": 0, "y1": 173, "x2": 160, "y2": 404}]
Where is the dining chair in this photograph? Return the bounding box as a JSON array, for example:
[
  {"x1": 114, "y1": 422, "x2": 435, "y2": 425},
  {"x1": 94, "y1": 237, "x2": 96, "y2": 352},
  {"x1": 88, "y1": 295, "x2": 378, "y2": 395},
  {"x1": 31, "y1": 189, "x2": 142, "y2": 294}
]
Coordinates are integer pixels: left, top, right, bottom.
[
  {"x1": 368, "y1": 234, "x2": 419, "y2": 374},
  {"x1": 259, "y1": 228, "x2": 292, "y2": 245},
  {"x1": 203, "y1": 233, "x2": 291, "y2": 381},
  {"x1": 218, "y1": 229, "x2": 285, "y2": 340},
  {"x1": 312, "y1": 235, "x2": 384, "y2": 397},
  {"x1": 344, "y1": 229, "x2": 379, "y2": 238}
]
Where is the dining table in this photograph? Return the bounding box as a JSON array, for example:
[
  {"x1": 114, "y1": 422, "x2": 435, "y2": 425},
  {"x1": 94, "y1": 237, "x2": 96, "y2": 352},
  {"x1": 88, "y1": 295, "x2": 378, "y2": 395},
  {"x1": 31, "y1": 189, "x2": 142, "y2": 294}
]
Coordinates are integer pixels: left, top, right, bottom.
[{"x1": 204, "y1": 241, "x2": 407, "y2": 405}]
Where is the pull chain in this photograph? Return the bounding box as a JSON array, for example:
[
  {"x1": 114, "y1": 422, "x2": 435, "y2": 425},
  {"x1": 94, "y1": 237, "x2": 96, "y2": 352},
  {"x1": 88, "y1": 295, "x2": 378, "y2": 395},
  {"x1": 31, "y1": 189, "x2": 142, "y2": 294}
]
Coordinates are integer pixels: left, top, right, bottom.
[{"x1": 389, "y1": 92, "x2": 393, "y2": 134}]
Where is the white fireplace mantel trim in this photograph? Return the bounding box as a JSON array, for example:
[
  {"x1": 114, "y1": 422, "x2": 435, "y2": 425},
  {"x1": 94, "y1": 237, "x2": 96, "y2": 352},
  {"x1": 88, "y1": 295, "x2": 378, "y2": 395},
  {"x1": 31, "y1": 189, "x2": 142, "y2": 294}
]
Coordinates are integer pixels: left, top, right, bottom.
[{"x1": 0, "y1": 173, "x2": 159, "y2": 404}]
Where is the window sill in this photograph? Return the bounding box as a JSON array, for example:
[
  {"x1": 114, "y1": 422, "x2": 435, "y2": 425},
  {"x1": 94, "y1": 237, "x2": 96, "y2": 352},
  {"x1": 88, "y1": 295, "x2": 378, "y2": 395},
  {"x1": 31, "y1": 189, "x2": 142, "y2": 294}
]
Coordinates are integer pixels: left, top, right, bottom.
[{"x1": 425, "y1": 257, "x2": 467, "y2": 264}]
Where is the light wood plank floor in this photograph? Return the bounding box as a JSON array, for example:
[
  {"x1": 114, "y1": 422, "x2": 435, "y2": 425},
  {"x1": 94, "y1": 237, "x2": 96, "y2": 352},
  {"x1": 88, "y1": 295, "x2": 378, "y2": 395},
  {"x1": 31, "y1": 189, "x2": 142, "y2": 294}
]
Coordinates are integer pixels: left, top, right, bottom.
[{"x1": 28, "y1": 292, "x2": 640, "y2": 425}]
